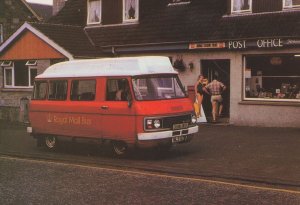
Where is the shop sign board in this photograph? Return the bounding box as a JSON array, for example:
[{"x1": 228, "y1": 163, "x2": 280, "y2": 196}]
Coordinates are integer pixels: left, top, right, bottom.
[{"x1": 189, "y1": 38, "x2": 300, "y2": 50}]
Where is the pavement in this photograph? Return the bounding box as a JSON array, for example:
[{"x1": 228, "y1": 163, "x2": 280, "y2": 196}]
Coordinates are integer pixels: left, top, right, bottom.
[{"x1": 0, "y1": 120, "x2": 300, "y2": 189}]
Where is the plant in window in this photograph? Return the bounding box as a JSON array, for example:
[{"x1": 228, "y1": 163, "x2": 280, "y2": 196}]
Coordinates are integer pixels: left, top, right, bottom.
[
  {"x1": 173, "y1": 56, "x2": 186, "y2": 72},
  {"x1": 124, "y1": 0, "x2": 138, "y2": 21}
]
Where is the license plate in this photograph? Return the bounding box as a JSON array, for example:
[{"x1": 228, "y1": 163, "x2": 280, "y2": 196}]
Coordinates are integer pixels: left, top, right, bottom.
[
  {"x1": 172, "y1": 136, "x2": 187, "y2": 143},
  {"x1": 173, "y1": 123, "x2": 189, "y2": 130}
]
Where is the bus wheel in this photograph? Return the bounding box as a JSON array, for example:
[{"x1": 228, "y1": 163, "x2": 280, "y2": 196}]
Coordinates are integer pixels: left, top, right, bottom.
[
  {"x1": 44, "y1": 136, "x2": 57, "y2": 150},
  {"x1": 112, "y1": 141, "x2": 128, "y2": 156}
]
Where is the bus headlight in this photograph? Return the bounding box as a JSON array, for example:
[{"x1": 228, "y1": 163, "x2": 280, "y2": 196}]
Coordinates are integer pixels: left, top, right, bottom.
[
  {"x1": 191, "y1": 114, "x2": 197, "y2": 124},
  {"x1": 145, "y1": 119, "x2": 162, "y2": 130}
]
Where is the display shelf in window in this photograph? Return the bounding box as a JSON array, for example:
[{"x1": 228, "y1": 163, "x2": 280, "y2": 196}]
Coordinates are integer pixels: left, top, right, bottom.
[{"x1": 243, "y1": 55, "x2": 300, "y2": 102}]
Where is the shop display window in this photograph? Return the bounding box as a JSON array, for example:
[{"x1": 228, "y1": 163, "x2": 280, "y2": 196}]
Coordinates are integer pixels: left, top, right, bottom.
[{"x1": 244, "y1": 54, "x2": 300, "y2": 102}]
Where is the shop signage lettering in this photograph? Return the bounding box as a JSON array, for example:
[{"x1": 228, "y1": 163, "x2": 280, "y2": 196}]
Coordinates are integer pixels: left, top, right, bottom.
[
  {"x1": 228, "y1": 40, "x2": 246, "y2": 49},
  {"x1": 256, "y1": 39, "x2": 283, "y2": 48},
  {"x1": 228, "y1": 39, "x2": 283, "y2": 49},
  {"x1": 188, "y1": 38, "x2": 300, "y2": 50}
]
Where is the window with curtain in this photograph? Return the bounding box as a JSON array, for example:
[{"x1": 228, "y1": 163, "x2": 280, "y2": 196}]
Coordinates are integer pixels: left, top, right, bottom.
[
  {"x1": 123, "y1": 0, "x2": 139, "y2": 22},
  {"x1": 87, "y1": 0, "x2": 101, "y2": 24},
  {"x1": 232, "y1": 0, "x2": 252, "y2": 13}
]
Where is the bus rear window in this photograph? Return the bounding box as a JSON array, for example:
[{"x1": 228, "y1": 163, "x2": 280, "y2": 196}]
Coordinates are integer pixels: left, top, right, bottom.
[{"x1": 32, "y1": 81, "x2": 47, "y2": 100}]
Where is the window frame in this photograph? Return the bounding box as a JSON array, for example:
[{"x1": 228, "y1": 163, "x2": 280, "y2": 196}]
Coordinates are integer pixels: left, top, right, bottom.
[
  {"x1": 283, "y1": 0, "x2": 300, "y2": 9},
  {"x1": 87, "y1": 0, "x2": 102, "y2": 25},
  {"x1": 4, "y1": 66, "x2": 14, "y2": 88},
  {"x1": 242, "y1": 54, "x2": 300, "y2": 103},
  {"x1": 29, "y1": 66, "x2": 38, "y2": 87},
  {"x1": 122, "y1": 0, "x2": 139, "y2": 23},
  {"x1": 231, "y1": 0, "x2": 252, "y2": 14}
]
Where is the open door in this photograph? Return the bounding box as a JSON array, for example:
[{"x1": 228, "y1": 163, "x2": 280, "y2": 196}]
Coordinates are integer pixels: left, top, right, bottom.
[{"x1": 201, "y1": 60, "x2": 230, "y2": 122}]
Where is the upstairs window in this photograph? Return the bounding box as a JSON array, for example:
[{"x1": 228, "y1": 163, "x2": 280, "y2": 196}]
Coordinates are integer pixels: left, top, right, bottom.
[
  {"x1": 87, "y1": 0, "x2": 101, "y2": 24},
  {"x1": 0, "y1": 24, "x2": 3, "y2": 44},
  {"x1": 284, "y1": 0, "x2": 300, "y2": 9},
  {"x1": 123, "y1": 0, "x2": 139, "y2": 22},
  {"x1": 231, "y1": 0, "x2": 252, "y2": 13}
]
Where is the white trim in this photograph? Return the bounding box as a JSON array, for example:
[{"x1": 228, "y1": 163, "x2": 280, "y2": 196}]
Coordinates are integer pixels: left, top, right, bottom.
[
  {"x1": 1, "y1": 60, "x2": 12, "y2": 67},
  {"x1": 4, "y1": 67, "x2": 14, "y2": 87},
  {"x1": 0, "y1": 22, "x2": 74, "y2": 60},
  {"x1": 26, "y1": 60, "x2": 37, "y2": 66},
  {"x1": 122, "y1": 0, "x2": 139, "y2": 23},
  {"x1": 138, "y1": 126, "x2": 198, "y2": 141},
  {"x1": 29, "y1": 66, "x2": 38, "y2": 87},
  {"x1": 87, "y1": 0, "x2": 102, "y2": 25},
  {"x1": 231, "y1": 0, "x2": 252, "y2": 14}
]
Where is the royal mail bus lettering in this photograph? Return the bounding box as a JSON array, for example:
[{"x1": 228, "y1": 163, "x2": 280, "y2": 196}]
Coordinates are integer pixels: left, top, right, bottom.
[{"x1": 27, "y1": 56, "x2": 198, "y2": 156}]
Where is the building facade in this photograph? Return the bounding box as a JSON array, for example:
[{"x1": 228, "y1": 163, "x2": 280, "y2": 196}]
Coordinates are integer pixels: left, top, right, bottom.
[{"x1": 0, "y1": 0, "x2": 299, "y2": 127}]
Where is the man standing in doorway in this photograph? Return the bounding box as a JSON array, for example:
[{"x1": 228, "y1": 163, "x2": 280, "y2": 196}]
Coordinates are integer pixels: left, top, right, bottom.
[{"x1": 203, "y1": 76, "x2": 226, "y2": 123}]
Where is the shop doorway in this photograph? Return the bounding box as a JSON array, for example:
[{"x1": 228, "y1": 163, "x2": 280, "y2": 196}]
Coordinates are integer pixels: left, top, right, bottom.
[{"x1": 201, "y1": 60, "x2": 230, "y2": 122}]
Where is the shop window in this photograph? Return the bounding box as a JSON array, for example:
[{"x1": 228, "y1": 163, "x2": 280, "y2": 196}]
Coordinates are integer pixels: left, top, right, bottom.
[
  {"x1": 231, "y1": 0, "x2": 252, "y2": 13},
  {"x1": 244, "y1": 55, "x2": 300, "y2": 102},
  {"x1": 283, "y1": 0, "x2": 300, "y2": 9},
  {"x1": 87, "y1": 0, "x2": 101, "y2": 25},
  {"x1": 32, "y1": 81, "x2": 47, "y2": 100},
  {"x1": 123, "y1": 0, "x2": 139, "y2": 23},
  {"x1": 48, "y1": 80, "x2": 68, "y2": 101},
  {"x1": 71, "y1": 80, "x2": 96, "y2": 101}
]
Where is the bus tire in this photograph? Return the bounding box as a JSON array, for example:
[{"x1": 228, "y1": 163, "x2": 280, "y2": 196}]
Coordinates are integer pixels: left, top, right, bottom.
[
  {"x1": 111, "y1": 141, "x2": 128, "y2": 157},
  {"x1": 44, "y1": 135, "x2": 58, "y2": 150}
]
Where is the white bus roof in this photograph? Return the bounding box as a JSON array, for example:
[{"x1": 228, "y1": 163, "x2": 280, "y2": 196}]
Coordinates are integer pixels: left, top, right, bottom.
[{"x1": 36, "y1": 56, "x2": 177, "y2": 79}]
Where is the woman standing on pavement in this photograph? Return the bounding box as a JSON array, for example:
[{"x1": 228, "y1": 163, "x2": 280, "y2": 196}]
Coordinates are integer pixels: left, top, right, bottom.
[{"x1": 194, "y1": 74, "x2": 206, "y2": 117}]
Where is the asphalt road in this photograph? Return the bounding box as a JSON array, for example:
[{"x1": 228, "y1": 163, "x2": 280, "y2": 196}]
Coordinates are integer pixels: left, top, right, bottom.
[{"x1": 1, "y1": 156, "x2": 300, "y2": 205}]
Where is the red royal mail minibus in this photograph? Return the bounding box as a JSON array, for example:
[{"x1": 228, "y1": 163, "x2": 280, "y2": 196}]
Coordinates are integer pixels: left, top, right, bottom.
[{"x1": 27, "y1": 56, "x2": 198, "y2": 156}]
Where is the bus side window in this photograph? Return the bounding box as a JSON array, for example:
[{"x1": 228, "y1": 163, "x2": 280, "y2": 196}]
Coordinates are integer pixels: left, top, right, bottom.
[
  {"x1": 32, "y1": 81, "x2": 47, "y2": 100},
  {"x1": 106, "y1": 79, "x2": 129, "y2": 101},
  {"x1": 48, "y1": 80, "x2": 68, "y2": 101},
  {"x1": 71, "y1": 80, "x2": 96, "y2": 101}
]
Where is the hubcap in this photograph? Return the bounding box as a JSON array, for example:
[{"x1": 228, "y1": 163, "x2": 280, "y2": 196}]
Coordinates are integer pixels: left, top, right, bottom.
[
  {"x1": 113, "y1": 142, "x2": 127, "y2": 155},
  {"x1": 45, "y1": 136, "x2": 56, "y2": 149}
]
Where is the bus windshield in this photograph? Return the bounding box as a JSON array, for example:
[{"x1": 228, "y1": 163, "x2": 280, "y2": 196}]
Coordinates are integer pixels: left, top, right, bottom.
[{"x1": 132, "y1": 75, "x2": 186, "y2": 101}]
